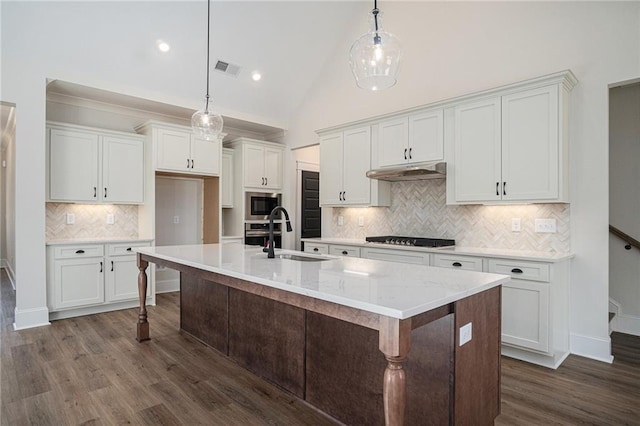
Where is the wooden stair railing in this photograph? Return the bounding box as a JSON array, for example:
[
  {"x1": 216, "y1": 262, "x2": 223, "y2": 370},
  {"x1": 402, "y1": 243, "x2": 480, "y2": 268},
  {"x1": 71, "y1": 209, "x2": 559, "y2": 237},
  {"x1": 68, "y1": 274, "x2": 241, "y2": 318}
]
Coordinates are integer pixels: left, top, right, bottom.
[{"x1": 609, "y1": 225, "x2": 640, "y2": 251}]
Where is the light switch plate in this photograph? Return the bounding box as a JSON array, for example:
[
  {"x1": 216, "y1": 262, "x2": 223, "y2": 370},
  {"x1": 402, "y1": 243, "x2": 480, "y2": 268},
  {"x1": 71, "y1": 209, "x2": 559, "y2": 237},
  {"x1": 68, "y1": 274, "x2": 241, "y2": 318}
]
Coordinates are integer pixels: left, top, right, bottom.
[
  {"x1": 358, "y1": 216, "x2": 364, "y2": 227},
  {"x1": 173, "y1": 215, "x2": 180, "y2": 224},
  {"x1": 459, "y1": 322, "x2": 472, "y2": 346},
  {"x1": 338, "y1": 215, "x2": 344, "y2": 226},
  {"x1": 106, "y1": 214, "x2": 115, "y2": 225},
  {"x1": 511, "y1": 218, "x2": 521, "y2": 232},
  {"x1": 535, "y1": 218, "x2": 557, "y2": 233},
  {"x1": 66, "y1": 213, "x2": 75, "y2": 225}
]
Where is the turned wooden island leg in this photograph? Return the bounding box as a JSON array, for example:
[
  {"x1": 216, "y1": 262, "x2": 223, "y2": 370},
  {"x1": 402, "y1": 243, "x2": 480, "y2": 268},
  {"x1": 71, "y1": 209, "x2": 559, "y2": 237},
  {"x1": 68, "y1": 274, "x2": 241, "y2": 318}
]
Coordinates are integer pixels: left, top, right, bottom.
[
  {"x1": 379, "y1": 317, "x2": 412, "y2": 426},
  {"x1": 136, "y1": 254, "x2": 150, "y2": 342}
]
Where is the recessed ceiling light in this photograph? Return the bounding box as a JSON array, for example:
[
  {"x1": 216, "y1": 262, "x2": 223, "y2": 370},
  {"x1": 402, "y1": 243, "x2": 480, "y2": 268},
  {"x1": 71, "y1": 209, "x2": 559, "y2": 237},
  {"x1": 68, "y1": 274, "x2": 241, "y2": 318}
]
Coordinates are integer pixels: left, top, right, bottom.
[
  {"x1": 251, "y1": 72, "x2": 262, "y2": 82},
  {"x1": 156, "y1": 40, "x2": 170, "y2": 53}
]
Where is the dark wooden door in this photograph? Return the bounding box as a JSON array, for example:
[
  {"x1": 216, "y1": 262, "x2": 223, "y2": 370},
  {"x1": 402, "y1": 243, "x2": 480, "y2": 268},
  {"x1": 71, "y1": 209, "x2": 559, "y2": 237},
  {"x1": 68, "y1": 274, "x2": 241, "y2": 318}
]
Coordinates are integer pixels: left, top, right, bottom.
[{"x1": 301, "y1": 170, "x2": 321, "y2": 238}]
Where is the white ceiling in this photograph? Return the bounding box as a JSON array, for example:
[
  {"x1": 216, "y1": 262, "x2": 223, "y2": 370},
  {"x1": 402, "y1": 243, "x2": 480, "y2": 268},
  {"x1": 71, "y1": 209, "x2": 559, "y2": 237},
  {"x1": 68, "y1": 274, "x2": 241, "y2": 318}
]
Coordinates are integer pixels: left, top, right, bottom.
[{"x1": 28, "y1": 1, "x2": 368, "y2": 138}]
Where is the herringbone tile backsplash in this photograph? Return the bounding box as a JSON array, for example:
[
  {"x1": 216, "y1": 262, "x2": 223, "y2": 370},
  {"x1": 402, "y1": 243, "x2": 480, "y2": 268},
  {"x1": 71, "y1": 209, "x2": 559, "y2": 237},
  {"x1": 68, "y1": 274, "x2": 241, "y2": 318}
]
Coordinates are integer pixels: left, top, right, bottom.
[
  {"x1": 46, "y1": 203, "x2": 139, "y2": 240},
  {"x1": 331, "y1": 180, "x2": 570, "y2": 252}
]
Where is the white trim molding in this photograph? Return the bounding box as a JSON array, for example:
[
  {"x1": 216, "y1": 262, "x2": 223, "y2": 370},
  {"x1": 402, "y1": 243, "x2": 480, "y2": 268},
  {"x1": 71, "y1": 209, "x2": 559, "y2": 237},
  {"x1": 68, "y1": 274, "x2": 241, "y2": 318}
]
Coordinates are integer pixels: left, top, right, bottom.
[
  {"x1": 614, "y1": 313, "x2": 640, "y2": 337},
  {"x1": 13, "y1": 306, "x2": 50, "y2": 330},
  {"x1": 570, "y1": 333, "x2": 614, "y2": 364}
]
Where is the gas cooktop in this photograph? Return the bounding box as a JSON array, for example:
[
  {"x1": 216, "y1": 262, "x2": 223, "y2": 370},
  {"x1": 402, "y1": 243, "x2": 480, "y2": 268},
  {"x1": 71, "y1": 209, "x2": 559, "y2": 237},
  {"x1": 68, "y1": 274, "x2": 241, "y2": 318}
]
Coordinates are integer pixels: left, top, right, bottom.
[{"x1": 365, "y1": 236, "x2": 455, "y2": 247}]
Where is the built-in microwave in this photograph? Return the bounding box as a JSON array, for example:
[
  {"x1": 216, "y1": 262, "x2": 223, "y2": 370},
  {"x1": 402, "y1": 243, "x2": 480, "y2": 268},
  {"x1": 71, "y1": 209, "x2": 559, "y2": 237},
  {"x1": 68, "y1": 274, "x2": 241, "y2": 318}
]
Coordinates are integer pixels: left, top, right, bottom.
[{"x1": 245, "y1": 192, "x2": 282, "y2": 221}]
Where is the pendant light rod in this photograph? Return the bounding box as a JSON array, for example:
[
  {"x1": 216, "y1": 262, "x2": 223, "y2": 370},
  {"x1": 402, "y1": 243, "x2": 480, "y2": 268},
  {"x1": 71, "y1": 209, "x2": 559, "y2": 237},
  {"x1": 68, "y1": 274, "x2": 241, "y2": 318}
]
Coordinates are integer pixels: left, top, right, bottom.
[{"x1": 204, "y1": 0, "x2": 211, "y2": 112}]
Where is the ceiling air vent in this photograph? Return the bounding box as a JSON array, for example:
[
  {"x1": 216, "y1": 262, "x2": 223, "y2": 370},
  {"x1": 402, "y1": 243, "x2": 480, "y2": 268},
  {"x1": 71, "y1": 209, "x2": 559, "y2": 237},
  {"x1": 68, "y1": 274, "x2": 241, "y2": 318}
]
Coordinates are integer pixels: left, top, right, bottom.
[{"x1": 214, "y1": 60, "x2": 241, "y2": 78}]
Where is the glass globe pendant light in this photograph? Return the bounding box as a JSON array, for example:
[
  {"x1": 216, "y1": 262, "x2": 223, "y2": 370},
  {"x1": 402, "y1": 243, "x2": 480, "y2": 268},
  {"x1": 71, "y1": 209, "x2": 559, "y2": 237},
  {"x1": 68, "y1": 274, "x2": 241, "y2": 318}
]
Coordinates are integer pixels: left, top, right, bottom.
[
  {"x1": 349, "y1": 0, "x2": 402, "y2": 91},
  {"x1": 191, "y1": 0, "x2": 223, "y2": 140}
]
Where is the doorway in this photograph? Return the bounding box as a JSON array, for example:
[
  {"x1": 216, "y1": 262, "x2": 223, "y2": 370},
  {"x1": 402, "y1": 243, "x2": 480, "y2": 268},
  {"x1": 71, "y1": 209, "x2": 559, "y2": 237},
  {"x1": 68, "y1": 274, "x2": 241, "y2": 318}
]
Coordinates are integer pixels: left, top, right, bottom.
[
  {"x1": 608, "y1": 80, "x2": 640, "y2": 337},
  {"x1": 301, "y1": 170, "x2": 321, "y2": 240}
]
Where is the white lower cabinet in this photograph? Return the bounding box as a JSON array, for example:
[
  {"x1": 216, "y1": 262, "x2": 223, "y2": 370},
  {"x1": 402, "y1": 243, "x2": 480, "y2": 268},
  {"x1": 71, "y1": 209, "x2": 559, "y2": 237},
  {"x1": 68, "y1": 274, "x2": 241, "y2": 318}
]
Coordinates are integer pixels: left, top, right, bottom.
[
  {"x1": 303, "y1": 242, "x2": 329, "y2": 255},
  {"x1": 432, "y1": 253, "x2": 483, "y2": 271},
  {"x1": 361, "y1": 247, "x2": 430, "y2": 265},
  {"x1": 329, "y1": 245, "x2": 360, "y2": 257},
  {"x1": 48, "y1": 241, "x2": 152, "y2": 318}
]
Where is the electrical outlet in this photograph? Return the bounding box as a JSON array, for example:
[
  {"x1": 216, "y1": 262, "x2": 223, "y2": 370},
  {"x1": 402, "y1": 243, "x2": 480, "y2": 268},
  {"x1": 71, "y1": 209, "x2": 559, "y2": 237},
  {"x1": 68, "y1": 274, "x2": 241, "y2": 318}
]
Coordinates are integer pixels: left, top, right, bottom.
[
  {"x1": 338, "y1": 215, "x2": 344, "y2": 226},
  {"x1": 358, "y1": 216, "x2": 364, "y2": 227},
  {"x1": 459, "y1": 322, "x2": 472, "y2": 346},
  {"x1": 535, "y1": 218, "x2": 557, "y2": 233},
  {"x1": 173, "y1": 215, "x2": 180, "y2": 224},
  {"x1": 106, "y1": 214, "x2": 115, "y2": 225},
  {"x1": 511, "y1": 218, "x2": 521, "y2": 232},
  {"x1": 66, "y1": 213, "x2": 75, "y2": 225}
]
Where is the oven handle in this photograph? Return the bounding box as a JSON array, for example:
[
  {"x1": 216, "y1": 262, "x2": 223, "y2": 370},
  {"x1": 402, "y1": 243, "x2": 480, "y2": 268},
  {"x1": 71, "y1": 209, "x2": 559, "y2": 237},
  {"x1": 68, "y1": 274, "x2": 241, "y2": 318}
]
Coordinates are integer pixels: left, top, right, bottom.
[{"x1": 245, "y1": 231, "x2": 282, "y2": 237}]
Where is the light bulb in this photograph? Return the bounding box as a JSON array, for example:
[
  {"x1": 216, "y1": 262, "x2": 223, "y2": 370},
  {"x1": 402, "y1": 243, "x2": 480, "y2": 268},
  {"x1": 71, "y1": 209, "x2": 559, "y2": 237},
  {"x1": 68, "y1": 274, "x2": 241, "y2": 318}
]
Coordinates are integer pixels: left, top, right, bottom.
[{"x1": 191, "y1": 97, "x2": 223, "y2": 140}]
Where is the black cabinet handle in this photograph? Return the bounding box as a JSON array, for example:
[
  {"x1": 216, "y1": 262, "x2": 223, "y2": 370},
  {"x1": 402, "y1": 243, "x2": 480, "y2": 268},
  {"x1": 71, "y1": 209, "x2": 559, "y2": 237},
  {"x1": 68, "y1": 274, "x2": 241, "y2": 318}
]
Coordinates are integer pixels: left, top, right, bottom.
[
  {"x1": 265, "y1": 177, "x2": 268, "y2": 186},
  {"x1": 111, "y1": 261, "x2": 114, "y2": 272},
  {"x1": 99, "y1": 261, "x2": 103, "y2": 273},
  {"x1": 452, "y1": 262, "x2": 462, "y2": 267},
  {"x1": 104, "y1": 187, "x2": 107, "y2": 198},
  {"x1": 343, "y1": 191, "x2": 346, "y2": 201},
  {"x1": 342, "y1": 250, "x2": 348, "y2": 255},
  {"x1": 191, "y1": 159, "x2": 194, "y2": 169},
  {"x1": 187, "y1": 158, "x2": 190, "y2": 168},
  {"x1": 511, "y1": 268, "x2": 523, "y2": 274},
  {"x1": 75, "y1": 249, "x2": 85, "y2": 254},
  {"x1": 261, "y1": 177, "x2": 265, "y2": 185},
  {"x1": 625, "y1": 244, "x2": 632, "y2": 250},
  {"x1": 313, "y1": 247, "x2": 319, "y2": 252},
  {"x1": 339, "y1": 191, "x2": 343, "y2": 201},
  {"x1": 503, "y1": 182, "x2": 507, "y2": 196},
  {"x1": 404, "y1": 148, "x2": 407, "y2": 160},
  {"x1": 409, "y1": 147, "x2": 412, "y2": 159},
  {"x1": 126, "y1": 247, "x2": 132, "y2": 252},
  {"x1": 496, "y1": 182, "x2": 499, "y2": 196},
  {"x1": 93, "y1": 187, "x2": 97, "y2": 198}
]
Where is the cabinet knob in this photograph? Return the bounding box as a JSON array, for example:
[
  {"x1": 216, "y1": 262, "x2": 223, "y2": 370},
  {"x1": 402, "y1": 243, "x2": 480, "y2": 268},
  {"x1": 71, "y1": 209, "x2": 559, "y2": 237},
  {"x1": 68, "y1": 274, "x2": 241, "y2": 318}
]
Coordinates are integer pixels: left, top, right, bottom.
[
  {"x1": 75, "y1": 249, "x2": 85, "y2": 254},
  {"x1": 452, "y1": 262, "x2": 462, "y2": 267},
  {"x1": 511, "y1": 268, "x2": 523, "y2": 274},
  {"x1": 313, "y1": 247, "x2": 319, "y2": 252},
  {"x1": 126, "y1": 247, "x2": 132, "y2": 252}
]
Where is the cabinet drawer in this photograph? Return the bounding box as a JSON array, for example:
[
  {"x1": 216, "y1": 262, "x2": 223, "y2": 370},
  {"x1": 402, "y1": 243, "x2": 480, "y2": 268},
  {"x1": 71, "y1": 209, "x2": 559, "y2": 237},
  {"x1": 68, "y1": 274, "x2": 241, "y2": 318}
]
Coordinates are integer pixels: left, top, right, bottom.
[
  {"x1": 107, "y1": 242, "x2": 151, "y2": 257},
  {"x1": 304, "y1": 243, "x2": 329, "y2": 255},
  {"x1": 54, "y1": 245, "x2": 104, "y2": 259},
  {"x1": 329, "y1": 245, "x2": 360, "y2": 257},
  {"x1": 432, "y1": 254, "x2": 484, "y2": 272},
  {"x1": 361, "y1": 247, "x2": 430, "y2": 265},
  {"x1": 488, "y1": 259, "x2": 550, "y2": 282}
]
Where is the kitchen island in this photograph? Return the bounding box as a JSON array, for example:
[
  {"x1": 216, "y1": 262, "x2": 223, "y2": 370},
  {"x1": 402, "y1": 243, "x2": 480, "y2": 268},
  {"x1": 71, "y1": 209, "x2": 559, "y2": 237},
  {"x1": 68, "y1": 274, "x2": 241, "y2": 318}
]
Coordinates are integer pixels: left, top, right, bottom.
[{"x1": 134, "y1": 243, "x2": 509, "y2": 425}]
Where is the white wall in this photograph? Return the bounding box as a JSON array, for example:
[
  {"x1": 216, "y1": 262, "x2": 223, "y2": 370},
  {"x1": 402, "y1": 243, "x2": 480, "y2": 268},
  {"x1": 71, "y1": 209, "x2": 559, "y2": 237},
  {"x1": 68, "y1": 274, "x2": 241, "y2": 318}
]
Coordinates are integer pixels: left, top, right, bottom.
[
  {"x1": 283, "y1": 2, "x2": 640, "y2": 362},
  {"x1": 2, "y1": 109, "x2": 15, "y2": 285},
  {"x1": 609, "y1": 83, "x2": 640, "y2": 335}
]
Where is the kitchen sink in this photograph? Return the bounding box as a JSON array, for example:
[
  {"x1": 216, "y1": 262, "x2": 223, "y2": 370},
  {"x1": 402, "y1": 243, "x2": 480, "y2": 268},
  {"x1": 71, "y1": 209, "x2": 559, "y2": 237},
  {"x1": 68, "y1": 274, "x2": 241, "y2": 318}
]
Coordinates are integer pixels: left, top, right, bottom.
[{"x1": 278, "y1": 253, "x2": 331, "y2": 262}]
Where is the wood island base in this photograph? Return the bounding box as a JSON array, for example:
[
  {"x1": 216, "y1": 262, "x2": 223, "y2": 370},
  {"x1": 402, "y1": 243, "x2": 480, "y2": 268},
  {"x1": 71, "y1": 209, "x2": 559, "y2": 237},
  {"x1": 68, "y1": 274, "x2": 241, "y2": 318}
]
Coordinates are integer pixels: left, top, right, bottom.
[{"x1": 136, "y1": 252, "x2": 501, "y2": 425}]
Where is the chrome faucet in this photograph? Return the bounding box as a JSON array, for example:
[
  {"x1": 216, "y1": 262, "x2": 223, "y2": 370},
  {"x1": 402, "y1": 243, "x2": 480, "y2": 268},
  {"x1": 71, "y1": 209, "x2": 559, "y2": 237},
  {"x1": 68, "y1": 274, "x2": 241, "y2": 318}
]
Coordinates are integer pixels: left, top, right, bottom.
[{"x1": 264, "y1": 206, "x2": 293, "y2": 258}]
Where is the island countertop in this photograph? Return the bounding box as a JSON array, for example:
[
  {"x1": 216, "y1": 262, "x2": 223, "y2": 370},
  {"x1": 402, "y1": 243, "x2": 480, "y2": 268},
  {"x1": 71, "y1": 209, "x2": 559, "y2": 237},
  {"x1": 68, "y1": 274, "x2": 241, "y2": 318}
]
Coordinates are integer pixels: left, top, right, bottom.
[{"x1": 135, "y1": 243, "x2": 509, "y2": 320}]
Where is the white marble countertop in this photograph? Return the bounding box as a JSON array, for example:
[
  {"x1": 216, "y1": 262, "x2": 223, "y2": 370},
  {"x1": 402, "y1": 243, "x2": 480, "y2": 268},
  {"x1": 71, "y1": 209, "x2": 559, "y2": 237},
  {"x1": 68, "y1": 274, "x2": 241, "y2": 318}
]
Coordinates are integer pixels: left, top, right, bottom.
[
  {"x1": 301, "y1": 238, "x2": 573, "y2": 262},
  {"x1": 47, "y1": 238, "x2": 154, "y2": 245},
  {"x1": 135, "y1": 243, "x2": 509, "y2": 320}
]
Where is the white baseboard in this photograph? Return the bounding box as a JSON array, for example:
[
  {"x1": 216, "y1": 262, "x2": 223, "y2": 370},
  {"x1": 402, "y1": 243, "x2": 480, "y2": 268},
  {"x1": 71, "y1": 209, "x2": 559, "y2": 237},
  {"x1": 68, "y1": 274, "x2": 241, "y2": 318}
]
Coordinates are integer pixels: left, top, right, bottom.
[
  {"x1": 570, "y1": 332, "x2": 614, "y2": 363},
  {"x1": 614, "y1": 313, "x2": 640, "y2": 337},
  {"x1": 4, "y1": 263, "x2": 16, "y2": 290},
  {"x1": 156, "y1": 279, "x2": 179, "y2": 294},
  {"x1": 501, "y1": 345, "x2": 570, "y2": 369},
  {"x1": 13, "y1": 306, "x2": 50, "y2": 330}
]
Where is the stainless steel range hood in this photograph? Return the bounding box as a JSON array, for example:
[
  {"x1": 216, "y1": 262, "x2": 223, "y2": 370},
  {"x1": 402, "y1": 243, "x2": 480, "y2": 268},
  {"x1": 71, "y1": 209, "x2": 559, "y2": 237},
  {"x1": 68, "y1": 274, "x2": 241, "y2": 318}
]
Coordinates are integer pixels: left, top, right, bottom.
[{"x1": 366, "y1": 162, "x2": 446, "y2": 181}]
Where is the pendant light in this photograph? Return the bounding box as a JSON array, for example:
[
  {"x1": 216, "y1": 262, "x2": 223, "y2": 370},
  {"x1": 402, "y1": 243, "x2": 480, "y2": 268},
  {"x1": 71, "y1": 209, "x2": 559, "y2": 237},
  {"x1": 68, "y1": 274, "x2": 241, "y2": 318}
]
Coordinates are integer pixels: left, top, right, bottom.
[
  {"x1": 191, "y1": 0, "x2": 224, "y2": 140},
  {"x1": 349, "y1": 0, "x2": 402, "y2": 91}
]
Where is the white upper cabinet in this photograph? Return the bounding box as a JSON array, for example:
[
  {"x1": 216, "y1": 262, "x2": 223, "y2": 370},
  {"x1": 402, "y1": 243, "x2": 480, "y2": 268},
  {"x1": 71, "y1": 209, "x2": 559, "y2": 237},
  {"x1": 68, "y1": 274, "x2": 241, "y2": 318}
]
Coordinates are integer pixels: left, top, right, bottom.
[
  {"x1": 151, "y1": 124, "x2": 221, "y2": 176},
  {"x1": 48, "y1": 124, "x2": 144, "y2": 204},
  {"x1": 225, "y1": 138, "x2": 284, "y2": 191},
  {"x1": 319, "y1": 126, "x2": 389, "y2": 207},
  {"x1": 221, "y1": 148, "x2": 234, "y2": 208},
  {"x1": 447, "y1": 71, "x2": 576, "y2": 204},
  {"x1": 378, "y1": 109, "x2": 444, "y2": 168}
]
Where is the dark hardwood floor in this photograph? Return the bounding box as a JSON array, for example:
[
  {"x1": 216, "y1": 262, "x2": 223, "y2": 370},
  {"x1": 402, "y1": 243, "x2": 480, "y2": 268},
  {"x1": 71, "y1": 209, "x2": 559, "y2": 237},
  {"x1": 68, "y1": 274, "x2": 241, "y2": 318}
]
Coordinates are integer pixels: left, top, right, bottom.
[{"x1": 1, "y1": 268, "x2": 639, "y2": 425}]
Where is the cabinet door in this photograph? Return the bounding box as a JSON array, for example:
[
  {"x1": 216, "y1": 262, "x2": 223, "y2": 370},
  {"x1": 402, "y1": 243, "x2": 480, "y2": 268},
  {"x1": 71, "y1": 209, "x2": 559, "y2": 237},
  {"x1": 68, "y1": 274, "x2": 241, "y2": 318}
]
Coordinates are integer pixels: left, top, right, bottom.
[
  {"x1": 221, "y1": 150, "x2": 234, "y2": 208},
  {"x1": 342, "y1": 127, "x2": 371, "y2": 205},
  {"x1": 263, "y1": 147, "x2": 283, "y2": 189},
  {"x1": 102, "y1": 136, "x2": 144, "y2": 203},
  {"x1": 501, "y1": 279, "x2": 550, "y2": 353},
  {"x1": 502, "y1": 85, "x2": 559, "y2": 201},
  {"x1": 329, "y1": 245, "x2": 360, "y2": 257},
  {"x1": 53, "y1": 257, "x2": 104, "y2": 309},
  {"x1": 453, "y1": 98, "x2": 502, "y2": 202},
  {"x1": 361, "y1": 247, "x2": 430, "y2": 265},
  {"x1": 155, "y1": 128, "x2": 191, "y2": 172},
  {"x1": 319, "y1": 133, "x2": 344, "y2": 205},
  {"x1": 243, "y1": 144, "x2": 266, "y2": 187},
  {"x1": 408, "y1": 109, "x2": 444, "y2": 163},
  {"x1": 105, "y1": 256, "x2": 149, "y2": 302},
  {"x1": 432, "y1": 254, "x2": 483, "y2": 271},
  {"x1": 378, "y1": 117, "x2": 409, "y2": 167},
  {"x1": 191, "y1": 136, "x2": 221, "y2": 175},
  {"x1": 49, "y1": 128, "x2": 99, "y2": 202}
]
